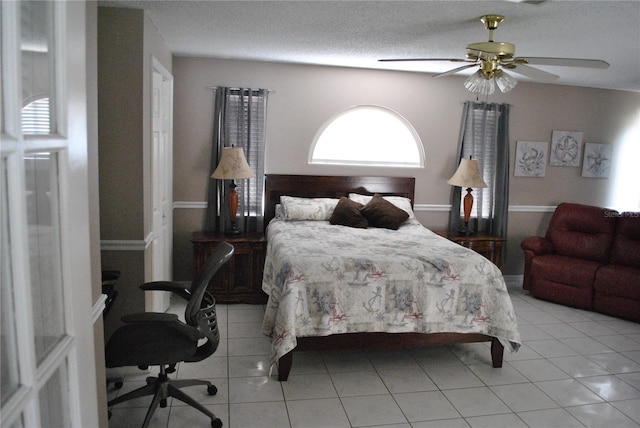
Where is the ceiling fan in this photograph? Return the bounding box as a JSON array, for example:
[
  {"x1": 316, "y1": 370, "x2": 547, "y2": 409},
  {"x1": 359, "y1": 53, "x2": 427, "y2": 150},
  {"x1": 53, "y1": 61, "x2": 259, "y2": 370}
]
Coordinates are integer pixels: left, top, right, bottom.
[{"x1": 380, "y1": 15, "x2": 610, "y2": 95}]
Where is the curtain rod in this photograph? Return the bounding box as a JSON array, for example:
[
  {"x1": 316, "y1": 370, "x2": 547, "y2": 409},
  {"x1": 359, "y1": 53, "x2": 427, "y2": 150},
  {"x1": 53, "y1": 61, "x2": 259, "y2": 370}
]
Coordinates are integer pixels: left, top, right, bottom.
[{"x1": 207, "y1": 86, "x2": 275, "y2": 93}]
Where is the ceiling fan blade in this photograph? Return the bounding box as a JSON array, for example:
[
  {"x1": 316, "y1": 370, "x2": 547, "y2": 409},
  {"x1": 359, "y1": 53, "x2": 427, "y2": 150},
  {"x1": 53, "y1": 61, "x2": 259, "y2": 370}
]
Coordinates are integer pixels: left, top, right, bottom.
[
  {"x1": 378, "y1": 58, "x2": 470, "y2": 63},
  {"x1": 433, "y1": 63, "x2": 478, "y2": 78},
  {"x1": 516, "y1": 57, "x2": 610, "y2": 69},
  {"x1": 509, "y1": 64, "x2": 560, "y2": 82},
  {"x1": 503, "y1": 0, "x2": 547, "y2": 4}
]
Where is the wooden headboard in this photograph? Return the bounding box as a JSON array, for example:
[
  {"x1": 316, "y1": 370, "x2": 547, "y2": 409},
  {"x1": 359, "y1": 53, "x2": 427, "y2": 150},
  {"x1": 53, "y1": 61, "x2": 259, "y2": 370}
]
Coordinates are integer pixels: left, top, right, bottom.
[{"x1": 264, "y1": 174, "x2": 415, "y2": 228}]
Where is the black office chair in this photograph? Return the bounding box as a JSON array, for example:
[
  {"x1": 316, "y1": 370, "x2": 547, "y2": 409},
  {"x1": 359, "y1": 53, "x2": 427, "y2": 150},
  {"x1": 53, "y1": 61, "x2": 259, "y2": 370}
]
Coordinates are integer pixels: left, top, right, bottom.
[{"x1": 105, "y1": 242, "x2": 234, "y2": 428}]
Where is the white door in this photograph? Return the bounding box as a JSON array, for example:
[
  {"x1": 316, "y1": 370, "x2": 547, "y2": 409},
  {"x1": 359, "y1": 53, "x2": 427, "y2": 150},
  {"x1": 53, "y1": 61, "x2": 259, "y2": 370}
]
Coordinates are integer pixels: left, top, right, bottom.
[
  {"x1": 1, "y1": 1, "x2": 99, "y2": 427},
  {"x1": 146, "y1": 61, "x2": 173, "y2": 312}
]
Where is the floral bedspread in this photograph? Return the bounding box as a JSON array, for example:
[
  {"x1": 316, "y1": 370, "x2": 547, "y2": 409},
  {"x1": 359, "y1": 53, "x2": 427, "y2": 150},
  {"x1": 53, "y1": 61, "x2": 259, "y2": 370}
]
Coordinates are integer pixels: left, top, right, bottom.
[{"x1": 261, "y1": 219, "x2": 521, "y2": 365}]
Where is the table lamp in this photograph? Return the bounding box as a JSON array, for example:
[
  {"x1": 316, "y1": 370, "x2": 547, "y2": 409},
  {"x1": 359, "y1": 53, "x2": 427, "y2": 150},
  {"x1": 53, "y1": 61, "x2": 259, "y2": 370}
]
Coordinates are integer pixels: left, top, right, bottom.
[
  {"x1": 211, "y1": 147, "x2": 255, "y2": 236},
  {"x1": 447, "y1": 156, "x2": 488, "y2": 235}
]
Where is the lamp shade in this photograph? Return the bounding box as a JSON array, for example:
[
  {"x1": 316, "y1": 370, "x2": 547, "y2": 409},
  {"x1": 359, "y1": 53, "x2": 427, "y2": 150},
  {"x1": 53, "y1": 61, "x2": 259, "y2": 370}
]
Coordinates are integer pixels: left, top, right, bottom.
[
  {"x1": 447, "y1": 158, "x2": 488, "y2": 188},
  {"x1": 211, "y1": 147, "x2": 255, "y2": 180}
]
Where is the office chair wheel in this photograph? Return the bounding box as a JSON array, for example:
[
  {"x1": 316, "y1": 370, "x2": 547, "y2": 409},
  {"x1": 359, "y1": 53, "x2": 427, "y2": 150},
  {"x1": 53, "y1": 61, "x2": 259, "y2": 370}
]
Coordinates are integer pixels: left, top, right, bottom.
[
  {"x1": 207, "y1": 384, "x2": 218, "y2": 395},
  {"x1": 211, "y1": 418, "x2": 223, "y2": 428},
  {"x1": 160, "y1": 398, "x2": 168, "y2": 408},
  {"x1": 114, "y1": 380, "x2": 123, "y2": 389}
]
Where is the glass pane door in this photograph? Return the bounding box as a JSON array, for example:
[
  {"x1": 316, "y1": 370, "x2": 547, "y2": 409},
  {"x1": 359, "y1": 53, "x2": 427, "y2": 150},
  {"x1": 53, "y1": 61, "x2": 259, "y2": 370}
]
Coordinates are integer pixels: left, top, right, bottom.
[
  {"x1": 20, "y1": 0, "x2": 56, "y2": 136},
  {"x1": 1, "y1": 1, "x2": 98, "y2": 426},
  {"x1": 24, "y1": 152, "x2": 65, "y2": 363},
  {"x1": 0, "y1": 159, "x2": 21, "y2": 406}
]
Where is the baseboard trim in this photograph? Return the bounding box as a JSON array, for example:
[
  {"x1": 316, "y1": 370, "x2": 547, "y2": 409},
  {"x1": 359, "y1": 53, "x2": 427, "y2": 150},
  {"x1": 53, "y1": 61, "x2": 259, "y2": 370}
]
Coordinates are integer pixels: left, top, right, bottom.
[{"x1": 503, "y1": 275, "x2": 524, "y2": 288}]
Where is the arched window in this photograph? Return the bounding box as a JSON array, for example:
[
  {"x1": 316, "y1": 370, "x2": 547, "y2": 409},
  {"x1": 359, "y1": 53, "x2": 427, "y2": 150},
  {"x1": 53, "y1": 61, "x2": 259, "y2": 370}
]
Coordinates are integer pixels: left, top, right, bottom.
[{"x1": 309, "y1": 105, "x2": 425, "y2": 167}]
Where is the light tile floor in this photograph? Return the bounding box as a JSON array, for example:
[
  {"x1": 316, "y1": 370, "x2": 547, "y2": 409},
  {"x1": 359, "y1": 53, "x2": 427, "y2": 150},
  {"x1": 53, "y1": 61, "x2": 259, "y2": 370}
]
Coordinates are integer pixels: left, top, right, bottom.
[{"x1": 107, "y1": 284, "x2": 640, "y2": 428}]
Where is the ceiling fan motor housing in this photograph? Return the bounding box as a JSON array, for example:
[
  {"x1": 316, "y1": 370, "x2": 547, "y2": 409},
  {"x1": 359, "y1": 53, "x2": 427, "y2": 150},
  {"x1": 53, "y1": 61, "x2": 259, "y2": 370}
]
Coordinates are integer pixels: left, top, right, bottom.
[
  {"x1": 466, "y1": 42, "x2": 515, "y2": 59},
  {"x1": 467, "y1": 15, "x2": 514, "y2": 79}
]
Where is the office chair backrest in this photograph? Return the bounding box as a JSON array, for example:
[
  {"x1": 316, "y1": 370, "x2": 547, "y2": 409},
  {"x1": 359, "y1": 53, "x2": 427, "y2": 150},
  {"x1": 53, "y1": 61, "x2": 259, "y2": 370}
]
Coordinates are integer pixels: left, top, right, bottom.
[{"x1": 185, "y1": 242, "x2": 234, "y2": 328}]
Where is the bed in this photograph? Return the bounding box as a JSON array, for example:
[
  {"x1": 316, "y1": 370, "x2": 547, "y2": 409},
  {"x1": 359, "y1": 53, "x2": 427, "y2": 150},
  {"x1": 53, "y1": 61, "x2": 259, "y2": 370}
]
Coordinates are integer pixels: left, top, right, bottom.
[{"x1": 261, "y1": 174, "x2": 520, "y2": 381}]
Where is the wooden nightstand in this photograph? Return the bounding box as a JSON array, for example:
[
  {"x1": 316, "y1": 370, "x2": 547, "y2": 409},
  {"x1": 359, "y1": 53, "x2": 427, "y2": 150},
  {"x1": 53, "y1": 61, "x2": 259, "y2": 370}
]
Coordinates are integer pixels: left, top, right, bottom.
[
  {"x1": 191, "y1": 231, "x2": 267, "y2": 304},
  {"x1": 435, "y1": 231, "x2": 506, "y2": 268}
]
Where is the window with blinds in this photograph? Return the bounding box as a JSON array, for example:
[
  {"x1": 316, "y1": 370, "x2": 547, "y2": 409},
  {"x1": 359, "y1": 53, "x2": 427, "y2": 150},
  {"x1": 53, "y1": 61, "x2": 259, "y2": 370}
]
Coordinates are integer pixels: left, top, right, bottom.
[
  {"x1": 22, "y1": 97, "x2": 50, "y2": 135},
  {"x1": 223, "y1": 89, "x2": 266, "y2": 218},
  {"x1": 461, "y1": 106, "x2": 499, "y2": 218}
]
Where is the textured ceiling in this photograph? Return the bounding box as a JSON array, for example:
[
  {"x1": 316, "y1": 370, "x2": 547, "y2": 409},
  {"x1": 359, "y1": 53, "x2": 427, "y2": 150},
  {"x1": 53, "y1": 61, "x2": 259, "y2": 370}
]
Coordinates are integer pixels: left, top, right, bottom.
[{"x1": 99, "y1": 0, "x2": 640, "y2": 92}]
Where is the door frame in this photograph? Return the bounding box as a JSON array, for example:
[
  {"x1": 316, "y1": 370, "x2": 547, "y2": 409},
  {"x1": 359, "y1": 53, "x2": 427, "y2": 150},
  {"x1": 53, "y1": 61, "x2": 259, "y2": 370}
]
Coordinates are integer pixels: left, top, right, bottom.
[{"x1": 146, "y1": 57, "x2": 174, "y2": 312}]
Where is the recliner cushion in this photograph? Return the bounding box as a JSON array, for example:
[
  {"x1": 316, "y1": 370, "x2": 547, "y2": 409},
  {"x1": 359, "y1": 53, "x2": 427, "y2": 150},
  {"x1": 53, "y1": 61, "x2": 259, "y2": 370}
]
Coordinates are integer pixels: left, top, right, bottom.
[
  {"x1": 593, "y1": 293, "x2": 640, "y2": 323},
  {"x1": 529, "y1": 254, "x2": 597, "y2": 309},
  {"x1": 531, "y1": 254, "x2": 601, "y2": 287},
  {"x1": 545, "y1": 203, "x2": 617, "y2": 264},
  {"x1": 609, "y1": 213, "x2": 640, "y2": 268},
  {"x1": 593, "y1": 264, "x2": 640, "y2": 300}
]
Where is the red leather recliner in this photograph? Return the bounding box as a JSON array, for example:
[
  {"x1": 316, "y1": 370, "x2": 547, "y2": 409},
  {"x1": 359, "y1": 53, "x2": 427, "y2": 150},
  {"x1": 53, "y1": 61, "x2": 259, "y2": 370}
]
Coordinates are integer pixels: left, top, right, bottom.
[
  {"x1": 593, "y1": 213, "x2": 640, "y2": 321},
  {"x1": 521, "y1": 203, "x2": 640, "y2": 322}
]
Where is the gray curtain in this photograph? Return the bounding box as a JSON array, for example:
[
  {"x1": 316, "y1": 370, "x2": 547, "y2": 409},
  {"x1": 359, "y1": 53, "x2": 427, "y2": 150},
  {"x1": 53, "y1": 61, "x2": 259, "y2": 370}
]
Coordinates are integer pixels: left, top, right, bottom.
[
  {"x1": 205, "y1": 87, "x2": 268, "y2": 233},
  {"x1": 449, "y1": 101, "x2": 510, "y2": 238}
]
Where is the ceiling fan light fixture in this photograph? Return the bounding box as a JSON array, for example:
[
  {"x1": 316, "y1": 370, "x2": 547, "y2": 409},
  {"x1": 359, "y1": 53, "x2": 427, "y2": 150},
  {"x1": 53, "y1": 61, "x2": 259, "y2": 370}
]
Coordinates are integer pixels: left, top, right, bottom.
[
  {"x1": 464, "y1": 70, "x2": 495, "y2": 95},
  {"x1": 495, "y1": 69, "x2": 518, "y2": 93}
]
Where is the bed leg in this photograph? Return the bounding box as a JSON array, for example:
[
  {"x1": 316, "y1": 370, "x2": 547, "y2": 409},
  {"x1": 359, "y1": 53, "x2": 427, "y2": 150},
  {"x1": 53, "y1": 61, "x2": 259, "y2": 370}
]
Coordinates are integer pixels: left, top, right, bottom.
[
  {"x1": 277, "y1": 351, "x2": 293, "y2": 381},
  {"x1": 491, "y1": 337, "x2": 504, "y2": 368}
]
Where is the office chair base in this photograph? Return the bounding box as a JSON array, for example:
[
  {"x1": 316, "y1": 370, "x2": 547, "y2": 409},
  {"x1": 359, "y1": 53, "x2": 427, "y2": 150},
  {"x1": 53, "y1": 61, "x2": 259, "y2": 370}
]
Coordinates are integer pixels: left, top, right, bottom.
[{"x1": 108, "y1": 370, "x2": 221, "y2": 428}]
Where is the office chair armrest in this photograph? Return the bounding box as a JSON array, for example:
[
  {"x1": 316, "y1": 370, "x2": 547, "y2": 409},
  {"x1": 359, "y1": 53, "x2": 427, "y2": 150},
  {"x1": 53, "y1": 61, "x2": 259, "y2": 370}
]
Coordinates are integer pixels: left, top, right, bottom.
[
  {"x1": 139, "y1": 281, "x2": 192, "y2": 301},
  {"x1": 121, "y1": 312, "x2": 179, "y2": 324}
]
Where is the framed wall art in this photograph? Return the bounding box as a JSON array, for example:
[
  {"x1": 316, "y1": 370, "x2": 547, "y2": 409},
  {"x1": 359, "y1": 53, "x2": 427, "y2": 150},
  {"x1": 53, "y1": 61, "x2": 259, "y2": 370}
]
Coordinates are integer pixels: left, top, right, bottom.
[
  {"x1": 514, "y1": 141, "x2": 548, "y2": 177},
  {"x1": 550, "y1": 130, "x2": 583, "y2": 167},
  {"x1": 582, "y1": 143, "x2": 612, "y2": 178}
]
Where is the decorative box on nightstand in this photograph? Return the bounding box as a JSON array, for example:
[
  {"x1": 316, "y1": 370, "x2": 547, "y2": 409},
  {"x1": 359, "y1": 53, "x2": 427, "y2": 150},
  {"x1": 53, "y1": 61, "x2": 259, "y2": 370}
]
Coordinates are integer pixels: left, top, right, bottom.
[
  {"x1": 435, "y1": 231, "x2": 506, "y2": 268},
  {"x1": 191, "y1": 231, "x2": 267, "y2": 304}
]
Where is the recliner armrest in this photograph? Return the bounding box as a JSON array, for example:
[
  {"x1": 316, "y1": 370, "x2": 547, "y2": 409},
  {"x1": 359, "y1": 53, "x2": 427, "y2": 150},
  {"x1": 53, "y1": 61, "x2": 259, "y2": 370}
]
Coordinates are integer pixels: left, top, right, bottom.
[
  {"x1": 521, "y1": 236, "x2": 554, "y2": 255},
  {"x1": 140, "y1": 281, "x2": 192, "y2": 301}
]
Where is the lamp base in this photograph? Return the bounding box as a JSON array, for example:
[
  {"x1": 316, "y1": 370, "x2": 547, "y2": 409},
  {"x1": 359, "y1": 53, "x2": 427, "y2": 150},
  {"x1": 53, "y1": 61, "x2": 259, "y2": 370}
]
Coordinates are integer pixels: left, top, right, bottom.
[
  {"x1": 458, "y1": 222, "x2": 474, "y2": 236},
  {"x1": 224, "y1": 222, "x2": 242, "y2": 237}
]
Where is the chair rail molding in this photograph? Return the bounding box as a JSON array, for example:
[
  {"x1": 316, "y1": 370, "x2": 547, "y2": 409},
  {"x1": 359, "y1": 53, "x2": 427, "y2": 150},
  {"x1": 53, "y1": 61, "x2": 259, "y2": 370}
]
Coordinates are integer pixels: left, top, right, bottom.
[
  {"x1": 100, "y1": 232, "x2": 154, "y2": 251},
  {"x1": 92, "y1": 294, "x2": 108, "y2": 323},
  {"x1": 173, "y1": 201, "x2": 557, "y2": 213},
  {"x1": 509, "y1": 205, "x2": 556, "y2": 213},
  {"x1": 174, "y1": 201, "x2": 207, "y2": 209}
]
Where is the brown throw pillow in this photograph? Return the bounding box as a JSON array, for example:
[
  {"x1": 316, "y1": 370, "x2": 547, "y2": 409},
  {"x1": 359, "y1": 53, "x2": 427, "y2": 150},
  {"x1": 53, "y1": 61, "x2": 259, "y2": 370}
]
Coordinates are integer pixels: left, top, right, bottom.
[
  {"x1": 329, "y1": 197, "x2": 369, "y2": 228},
  {"x1": 360, "y1": 194, "x2": 409, "y2": 230}
]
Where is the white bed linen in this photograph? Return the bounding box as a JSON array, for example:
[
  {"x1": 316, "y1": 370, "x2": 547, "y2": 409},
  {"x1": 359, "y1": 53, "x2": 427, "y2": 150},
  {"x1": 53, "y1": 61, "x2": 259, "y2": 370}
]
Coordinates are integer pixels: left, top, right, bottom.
[{"x1": 261, "y1": 219, "x2": 521, "y2": 365}]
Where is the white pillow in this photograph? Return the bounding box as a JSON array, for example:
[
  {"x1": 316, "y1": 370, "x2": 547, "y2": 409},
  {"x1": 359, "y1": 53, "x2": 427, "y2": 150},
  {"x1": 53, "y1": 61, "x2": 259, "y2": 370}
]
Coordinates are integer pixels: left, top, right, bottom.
[
  {"x1": 274, "y1": 204, "x2": 285, "y2": 220},
  {"x1": 280, "y1": 196, "x2": 339, "y2": 221},
  {"x1": 348, "y1": 193, "x2": 416, "y2": 219}
]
